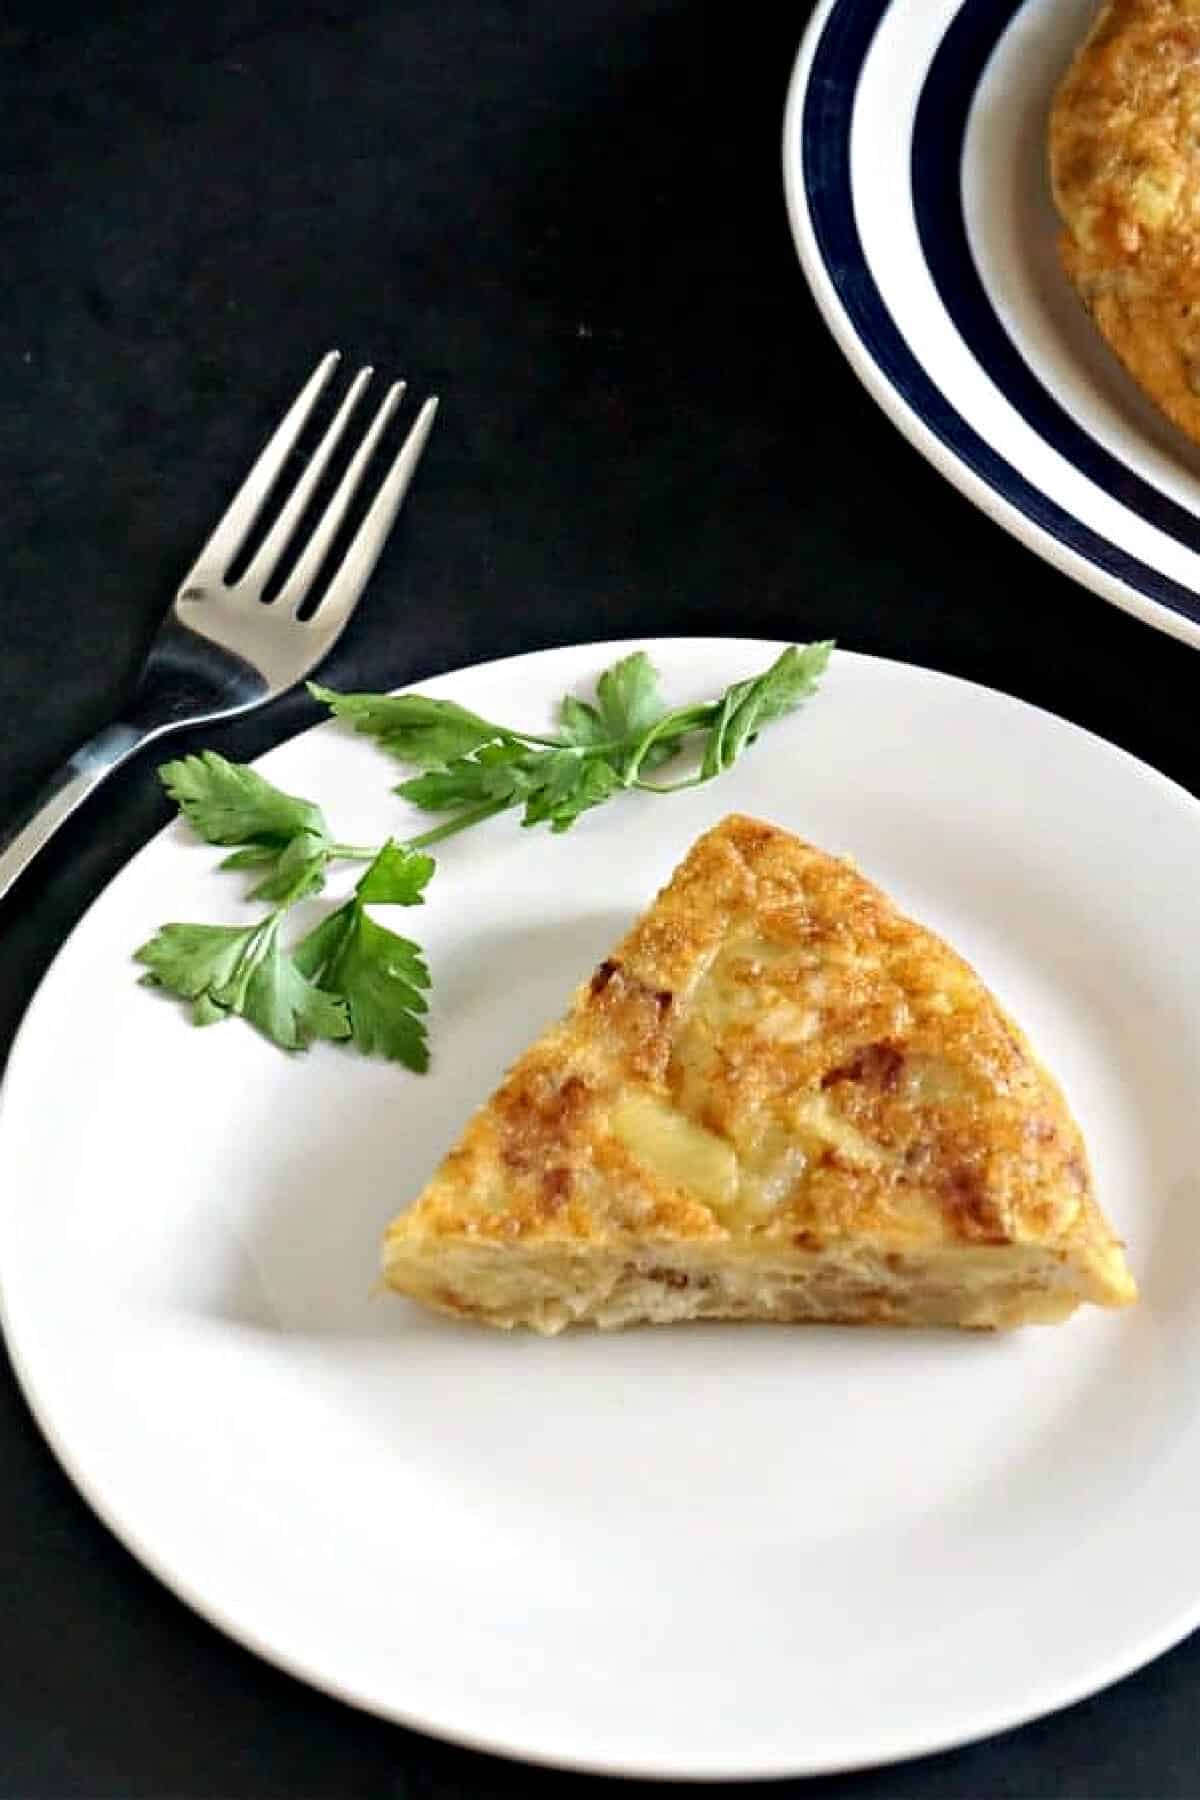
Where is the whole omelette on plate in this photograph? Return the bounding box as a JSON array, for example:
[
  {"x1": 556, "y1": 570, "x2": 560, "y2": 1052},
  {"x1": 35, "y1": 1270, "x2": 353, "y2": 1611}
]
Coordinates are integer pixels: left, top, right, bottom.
[{"x1": 1051, "y1": 0, "x2": 1200, "y2": 444}]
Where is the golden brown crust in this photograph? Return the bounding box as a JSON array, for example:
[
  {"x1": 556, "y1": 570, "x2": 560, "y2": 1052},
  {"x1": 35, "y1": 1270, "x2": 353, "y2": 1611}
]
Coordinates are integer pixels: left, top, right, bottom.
[
  {"x1": 383, "y1": 817, "x2": 1136, "y2": 1329},
  {"x1": 1050, "y1": 0, "x2": 1200, "y2": 442}
]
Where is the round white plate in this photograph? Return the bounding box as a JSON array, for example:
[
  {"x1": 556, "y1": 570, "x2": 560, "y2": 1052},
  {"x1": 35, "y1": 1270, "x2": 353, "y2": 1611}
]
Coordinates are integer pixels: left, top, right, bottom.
[
  {"x1": 784, "y1": 0, "x2": 1200, "y2": 652},
  {"x1": 1, "y1": 639, "x2": 1197, "y2": 1780}
]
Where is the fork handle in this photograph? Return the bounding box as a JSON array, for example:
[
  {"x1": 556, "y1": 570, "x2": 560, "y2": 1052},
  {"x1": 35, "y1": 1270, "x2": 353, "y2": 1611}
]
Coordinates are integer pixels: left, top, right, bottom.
[{"x1": 0, "y1": 721, "x2": 161, "y2": 906}]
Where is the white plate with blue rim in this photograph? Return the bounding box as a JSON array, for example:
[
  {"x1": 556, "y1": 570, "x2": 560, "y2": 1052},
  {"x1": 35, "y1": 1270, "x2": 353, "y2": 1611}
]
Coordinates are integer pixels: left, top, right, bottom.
[
  {"x1": 1, "y1": 637, "x2": 1200, "y2": 1778},
  {"x1": 784, "y1": 0, "x2": 1200, "y2": 651}
]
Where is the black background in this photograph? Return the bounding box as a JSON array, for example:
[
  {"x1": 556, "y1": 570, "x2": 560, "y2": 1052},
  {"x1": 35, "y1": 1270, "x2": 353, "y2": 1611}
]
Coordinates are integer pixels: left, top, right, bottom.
[{"x1": 2, "y1": 2, "x2": 1198, "y2": 1795}]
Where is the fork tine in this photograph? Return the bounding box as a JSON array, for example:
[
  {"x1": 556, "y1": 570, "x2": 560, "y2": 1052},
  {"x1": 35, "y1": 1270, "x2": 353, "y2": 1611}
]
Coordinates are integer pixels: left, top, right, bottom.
[
  {"x1": 300, "y1": 395, "x2": 439, "y2": 631},
  {"x1": 177, "y1": 350, "x2": 341, "y2": 591},
  {"x1": 235, "y1": 364, "x2": 374, "y2": 596},
  {"x1": 276, "y1": 380, "x2": 406, "y2": 614}
]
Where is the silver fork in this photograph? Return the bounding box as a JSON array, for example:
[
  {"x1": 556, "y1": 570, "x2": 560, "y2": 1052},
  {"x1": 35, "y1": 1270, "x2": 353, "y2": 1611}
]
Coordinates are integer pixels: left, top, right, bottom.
[{"x1": 0, "y1": 352, "x2": 438, "y2": 905}]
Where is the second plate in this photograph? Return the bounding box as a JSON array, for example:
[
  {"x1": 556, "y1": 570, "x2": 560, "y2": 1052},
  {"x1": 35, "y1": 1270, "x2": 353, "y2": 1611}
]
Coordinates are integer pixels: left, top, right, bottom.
[{"x1": 784, "y1": 0, "x2": 1200, "y2": 651}]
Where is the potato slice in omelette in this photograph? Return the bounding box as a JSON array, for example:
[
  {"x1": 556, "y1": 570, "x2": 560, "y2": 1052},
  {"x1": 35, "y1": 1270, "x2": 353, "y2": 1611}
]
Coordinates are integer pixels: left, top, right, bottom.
[{"x1": 382, "y1": 816, "x2": 1136, "y2": 1333}]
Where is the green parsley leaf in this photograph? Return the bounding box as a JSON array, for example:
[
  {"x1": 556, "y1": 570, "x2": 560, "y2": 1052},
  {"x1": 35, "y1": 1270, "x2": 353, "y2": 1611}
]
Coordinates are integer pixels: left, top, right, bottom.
[
  {"x1": 241, "y1": 932, "x2": 355, "y2": 1050},
  {"x1": 396, "y1": 740, "x2": 529, "y2": 814},
  {"x1": 594, "y1": 651, "x2": 664, "y2": 742},
  {"x1": 624, "y1": 641, "x2": 835, "y2": 790},
  {"x1": 309, "y1": 684, "x2": 503, "y2": 768},
  {"x1": 748, "y1": 639, "x2": 834, "y2": 723},
  {"x1": 557, "y1": 694, "x2": 609, "y2": 748},
  {"x1": 699, "y1": 641, "x2": 834, "y2": 778},
  {"x1": 134, "y1": 915, "x2": 350, "y2": 1051},
  {"x1": 160, "y1": 752, "x2": 329, "y2": 848},
  {"x1": 292, "y1": 843, "x2": 433, "y2": 1068},
  {"x1": 245, "y1": 831, "x2": 332, "y2": 905},
  {"x1": 519, "y1": 750, "x2": 621, "y2": 831},
  {"x1": 355, "y1": 838, "x2": 436, "y2": 905},
  {"x1": 217, "y1": 844, "x2": 282, "y2": 870},
  {"x1": 160, "y1": 752, "x2": 337, "y2": 902},
  {"x1": 136, "y1": 919, "x2": 261, "y2": 1015},
  {"x1": 297, "y1": 907, "x2": 430, "y2": 1068},
  {"x1": 399, "y1": 740, "x2": 620, "y2": 836}
]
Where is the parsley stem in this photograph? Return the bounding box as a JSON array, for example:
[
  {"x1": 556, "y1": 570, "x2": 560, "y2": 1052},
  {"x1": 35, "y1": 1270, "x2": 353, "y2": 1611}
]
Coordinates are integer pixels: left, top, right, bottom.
[
  {"x1": 509, "y1": 730, "x2": 566, "y2": 749},
  {"x1": 623, "y1": 702, "x2": 716, "y2": 784},
  {"x1": 406, "y1": 797, "x2": 513, "y2": 848},
  {"x1": 634, "y1": 773, "x2": 708, "y2": 795},
  {"x1": 329, "y1": 842, "x2": 378, "y2": 861}
]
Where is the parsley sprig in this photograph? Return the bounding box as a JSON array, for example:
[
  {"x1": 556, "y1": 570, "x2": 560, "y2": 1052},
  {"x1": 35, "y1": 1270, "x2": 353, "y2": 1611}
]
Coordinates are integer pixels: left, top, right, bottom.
[
  {"x1": 312, "y1": 641, "x2": 831, "y2": 837},
  {"x1": 135, "y1": 643, "x2": 832, "y2": 1067}
]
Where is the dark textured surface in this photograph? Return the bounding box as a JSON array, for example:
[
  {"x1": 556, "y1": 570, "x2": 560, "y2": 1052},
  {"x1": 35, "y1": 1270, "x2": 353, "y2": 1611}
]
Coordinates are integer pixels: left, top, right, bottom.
[{"x1": 1, "y1": 1, "x2": 1198, "y2": 1795}]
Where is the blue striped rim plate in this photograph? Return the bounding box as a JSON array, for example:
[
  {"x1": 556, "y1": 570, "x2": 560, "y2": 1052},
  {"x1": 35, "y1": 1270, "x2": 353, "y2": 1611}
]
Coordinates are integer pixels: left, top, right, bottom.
[{"x1": 783, "y1": 0, "x2": 1200, "y2": 650}]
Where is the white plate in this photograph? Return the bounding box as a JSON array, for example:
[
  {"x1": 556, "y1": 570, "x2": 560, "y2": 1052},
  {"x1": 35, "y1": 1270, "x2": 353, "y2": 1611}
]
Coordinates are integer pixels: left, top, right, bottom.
[
  {"x1": 1, "y1": 638, "x2": 1198, "y2": 1780},
  {"x1": 784, "y1": 0, "x2": 1200, "y2": 652}
]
